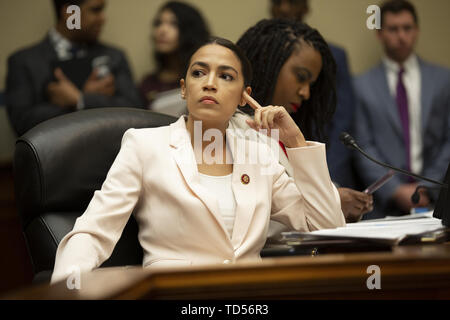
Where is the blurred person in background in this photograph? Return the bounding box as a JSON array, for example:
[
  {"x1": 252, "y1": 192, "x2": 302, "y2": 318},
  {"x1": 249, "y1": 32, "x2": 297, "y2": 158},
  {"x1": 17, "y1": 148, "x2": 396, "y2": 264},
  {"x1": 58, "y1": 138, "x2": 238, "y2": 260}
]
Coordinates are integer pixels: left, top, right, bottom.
[
  {"x1": 353, "y1": 0, "x2": 450, "y2": 218},
  {"x1": 5, "y1": 0, "x2": 141, "y2": 136},
  {"x1": 270, "y1": 0, "x2": 358, "y2": 191},
  {"x1": 267, "y1": 1, "x2": 373, "y2": 221},
  {"x1": 139, "y1": 1, "x2": 210, "y2": 117}
]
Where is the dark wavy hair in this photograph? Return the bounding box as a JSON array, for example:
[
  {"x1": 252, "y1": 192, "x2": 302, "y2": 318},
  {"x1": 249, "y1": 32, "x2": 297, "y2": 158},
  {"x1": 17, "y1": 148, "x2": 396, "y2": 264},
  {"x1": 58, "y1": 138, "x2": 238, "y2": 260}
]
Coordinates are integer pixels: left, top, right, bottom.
[
  {"x1": 183, "y1": 37, "x2": 253, "y2": 88},
  {"x1": 237, "y1": 19, "x2": 336, "y2": 142},
  {"x1": 153, "y1": 1, "x2": 210, "y2": 78},
  {"x1": 380, "y1": 0, "x2": 418, "y2": 27}
]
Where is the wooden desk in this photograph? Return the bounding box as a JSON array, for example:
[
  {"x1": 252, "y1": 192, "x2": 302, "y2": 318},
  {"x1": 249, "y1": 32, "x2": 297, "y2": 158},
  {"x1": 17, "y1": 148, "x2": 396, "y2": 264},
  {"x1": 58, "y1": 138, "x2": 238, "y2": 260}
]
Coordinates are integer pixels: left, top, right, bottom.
[{"x1": 4, "y1": 243, "x2": 450, "y2": 299}]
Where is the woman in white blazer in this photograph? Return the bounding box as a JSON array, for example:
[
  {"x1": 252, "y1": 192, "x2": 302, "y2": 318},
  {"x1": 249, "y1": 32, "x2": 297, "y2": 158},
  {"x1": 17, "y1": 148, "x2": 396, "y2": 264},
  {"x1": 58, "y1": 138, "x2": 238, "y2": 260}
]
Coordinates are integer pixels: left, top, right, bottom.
[{"x1": 51, "y1": 37, "x2": 345, "y2": 283}]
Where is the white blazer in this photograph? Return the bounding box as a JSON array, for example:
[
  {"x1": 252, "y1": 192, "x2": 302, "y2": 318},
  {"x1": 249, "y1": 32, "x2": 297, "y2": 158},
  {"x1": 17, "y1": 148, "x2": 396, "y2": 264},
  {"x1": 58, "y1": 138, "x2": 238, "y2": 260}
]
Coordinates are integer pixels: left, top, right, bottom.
[{"x1": 51, "y1": 116, "x2": 345, "y2": 283}]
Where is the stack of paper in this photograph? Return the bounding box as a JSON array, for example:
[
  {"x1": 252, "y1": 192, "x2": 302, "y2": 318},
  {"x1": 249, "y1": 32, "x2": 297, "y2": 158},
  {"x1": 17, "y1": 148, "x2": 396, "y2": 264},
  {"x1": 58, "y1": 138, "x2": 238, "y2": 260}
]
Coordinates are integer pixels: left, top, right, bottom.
[{"x1": 282, "y1": 214, "x2": 446, "y2": 245}]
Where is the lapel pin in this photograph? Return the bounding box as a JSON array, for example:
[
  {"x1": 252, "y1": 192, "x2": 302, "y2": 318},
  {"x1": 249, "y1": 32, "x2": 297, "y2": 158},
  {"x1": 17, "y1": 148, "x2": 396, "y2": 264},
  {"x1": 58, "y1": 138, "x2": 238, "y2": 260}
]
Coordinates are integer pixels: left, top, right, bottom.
[{"x1": 241, "y1": 174, "x2": 250, "y2": 185}]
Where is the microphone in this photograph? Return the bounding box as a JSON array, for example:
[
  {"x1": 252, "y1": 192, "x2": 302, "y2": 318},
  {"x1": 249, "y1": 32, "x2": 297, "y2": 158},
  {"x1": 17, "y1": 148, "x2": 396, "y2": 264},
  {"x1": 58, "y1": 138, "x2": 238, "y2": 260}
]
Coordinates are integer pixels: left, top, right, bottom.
[
  {"x1": 411, "y1": 186, "x2": 442, "y2": 205},
  {"x1": 340, "y1": 132, "x2": 450, "y2": 226},
  {"x1": 339, "y1": 132, "x2": 447, "y2": 187}
]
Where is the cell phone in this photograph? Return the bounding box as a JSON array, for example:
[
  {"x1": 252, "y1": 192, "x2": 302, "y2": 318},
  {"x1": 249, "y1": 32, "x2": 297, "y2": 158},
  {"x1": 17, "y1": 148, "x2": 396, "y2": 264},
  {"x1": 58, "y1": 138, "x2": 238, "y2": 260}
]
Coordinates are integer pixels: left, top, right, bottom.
[
  {"x1": 363, "y1": 170, "x2": 395, "y2": 194},
  {"x1": 92, "y1": 56, "x2": 111, "y2": 79}
]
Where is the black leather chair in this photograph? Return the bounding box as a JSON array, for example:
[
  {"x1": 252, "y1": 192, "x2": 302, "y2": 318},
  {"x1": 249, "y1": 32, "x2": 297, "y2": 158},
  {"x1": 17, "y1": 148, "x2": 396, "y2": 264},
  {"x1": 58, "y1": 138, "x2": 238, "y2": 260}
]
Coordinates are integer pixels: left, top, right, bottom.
[{"x1": 13, "y1": 108, "x2": 177, "y2": 282}]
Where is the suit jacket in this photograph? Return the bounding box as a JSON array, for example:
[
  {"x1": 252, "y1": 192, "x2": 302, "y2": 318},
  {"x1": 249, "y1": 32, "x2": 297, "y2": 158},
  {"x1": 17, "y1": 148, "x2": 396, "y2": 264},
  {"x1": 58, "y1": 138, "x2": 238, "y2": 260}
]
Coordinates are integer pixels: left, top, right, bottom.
[
  {"x1": 326, "y1": 44, "x2": 357, "y2": 188},
  {"x1": 51, "y1": 116, "x2": 345, "y2": 283},
  {"x1": 353, "y1": 58, "x2": 450, "y2": 218},
  {"x1": 5, "y1": 35, "x2": 143, "y2": 136}
]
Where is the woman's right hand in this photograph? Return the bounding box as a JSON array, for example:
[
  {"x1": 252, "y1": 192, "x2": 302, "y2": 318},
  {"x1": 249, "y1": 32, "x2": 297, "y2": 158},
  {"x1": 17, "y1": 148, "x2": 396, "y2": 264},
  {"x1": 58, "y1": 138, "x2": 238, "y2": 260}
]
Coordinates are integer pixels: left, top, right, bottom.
[
  {"x1": 243, "y1": 91, "x2": 307, "y2": 148},
  {"x1": 338, "y1": 188, "x2": 373, "y2": 223}
]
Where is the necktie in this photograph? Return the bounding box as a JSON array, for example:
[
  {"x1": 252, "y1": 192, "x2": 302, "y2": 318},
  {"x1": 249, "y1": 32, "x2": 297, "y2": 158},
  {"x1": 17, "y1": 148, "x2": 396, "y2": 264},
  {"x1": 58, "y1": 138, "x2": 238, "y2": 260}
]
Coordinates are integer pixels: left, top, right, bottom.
[{"x1": 396, "y1": 67, "x2": 412, "y2": 177}]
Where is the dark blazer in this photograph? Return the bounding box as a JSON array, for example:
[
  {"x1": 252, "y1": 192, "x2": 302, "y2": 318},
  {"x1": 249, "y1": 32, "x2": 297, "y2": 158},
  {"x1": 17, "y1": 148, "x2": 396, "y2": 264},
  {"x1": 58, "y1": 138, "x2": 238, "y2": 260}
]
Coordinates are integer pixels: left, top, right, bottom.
[
  {"x1": 354, "y1": 58, "x2": 450, "y2": 218},
  {"x1": 325, "y1": 44, "x2": 357, "y2": 188},
  {"x1": 5, "y1": 35, "x2": 143, "y2": 136}
]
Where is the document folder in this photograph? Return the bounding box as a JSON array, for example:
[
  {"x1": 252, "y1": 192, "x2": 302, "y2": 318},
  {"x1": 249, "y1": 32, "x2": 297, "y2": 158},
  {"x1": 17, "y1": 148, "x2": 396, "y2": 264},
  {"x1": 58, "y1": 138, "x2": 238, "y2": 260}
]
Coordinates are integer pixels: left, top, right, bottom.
[{"x1": 281, "y1": 217, "x2": 448, "y2": 247}]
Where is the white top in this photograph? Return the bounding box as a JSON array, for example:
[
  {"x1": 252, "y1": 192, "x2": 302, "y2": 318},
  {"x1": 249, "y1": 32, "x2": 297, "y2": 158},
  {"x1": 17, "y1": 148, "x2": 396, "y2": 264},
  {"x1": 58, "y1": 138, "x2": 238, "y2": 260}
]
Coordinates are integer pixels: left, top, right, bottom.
[
  {"x1": 198, "y1": 173, "x2": 236, "y2": 238},
  {"x1": 383, "y1": 54, "x2": 422, "y2": 174}
]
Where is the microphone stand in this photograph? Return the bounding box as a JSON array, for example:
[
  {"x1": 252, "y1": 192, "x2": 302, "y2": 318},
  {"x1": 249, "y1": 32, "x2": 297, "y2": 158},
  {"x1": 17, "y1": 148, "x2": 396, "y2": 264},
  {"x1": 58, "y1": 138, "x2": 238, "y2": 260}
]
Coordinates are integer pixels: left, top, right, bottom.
[{"x1": 339, "y1": 132, "x2": 450, "y2": 226}]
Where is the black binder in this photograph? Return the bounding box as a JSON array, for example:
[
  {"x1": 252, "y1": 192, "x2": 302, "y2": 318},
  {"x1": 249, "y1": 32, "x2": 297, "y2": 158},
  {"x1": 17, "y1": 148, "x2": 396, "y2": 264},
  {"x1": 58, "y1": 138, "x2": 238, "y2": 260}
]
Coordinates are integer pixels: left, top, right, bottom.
[{"x1": 433, "y1": 161, "x2": 450, "y2": 226}]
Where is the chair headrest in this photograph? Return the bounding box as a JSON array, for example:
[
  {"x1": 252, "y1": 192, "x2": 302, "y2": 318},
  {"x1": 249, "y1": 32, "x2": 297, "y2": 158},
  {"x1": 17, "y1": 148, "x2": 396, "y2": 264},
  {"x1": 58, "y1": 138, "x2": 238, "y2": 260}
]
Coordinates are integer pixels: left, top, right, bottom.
[{"x1": 14, "y1": 107, "x2": 177, "y2": 228}]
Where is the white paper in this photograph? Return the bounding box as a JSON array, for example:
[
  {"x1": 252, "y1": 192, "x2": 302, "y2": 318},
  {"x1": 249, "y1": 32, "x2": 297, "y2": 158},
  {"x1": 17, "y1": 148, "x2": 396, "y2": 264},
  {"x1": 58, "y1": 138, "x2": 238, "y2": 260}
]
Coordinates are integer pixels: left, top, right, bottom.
[
  {"x1": 309, "y1": 217, "x2": 444, "y2": 241},
  {"x1": 282, "y1": 216, "x2": 445, "y2": 244},
  {"x1": 151, "y1": 88, "x2": 187, "y2": 117}
]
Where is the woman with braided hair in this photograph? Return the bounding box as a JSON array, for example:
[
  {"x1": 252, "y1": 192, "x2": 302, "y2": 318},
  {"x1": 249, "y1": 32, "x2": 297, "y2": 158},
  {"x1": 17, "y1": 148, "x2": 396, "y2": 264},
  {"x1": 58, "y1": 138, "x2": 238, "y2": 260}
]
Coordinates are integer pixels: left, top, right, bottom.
[{"x1": 230, "y1": 19, "x2": 373, "y2": 224}]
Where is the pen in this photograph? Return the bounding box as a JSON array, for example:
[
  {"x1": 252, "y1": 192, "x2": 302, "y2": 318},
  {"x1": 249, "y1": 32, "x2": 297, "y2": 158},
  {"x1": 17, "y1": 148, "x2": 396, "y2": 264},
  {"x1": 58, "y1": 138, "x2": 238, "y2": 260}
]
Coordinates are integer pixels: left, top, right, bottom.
[{"x1": 364, "y1": 170, "x2": 395, "y2": 194}]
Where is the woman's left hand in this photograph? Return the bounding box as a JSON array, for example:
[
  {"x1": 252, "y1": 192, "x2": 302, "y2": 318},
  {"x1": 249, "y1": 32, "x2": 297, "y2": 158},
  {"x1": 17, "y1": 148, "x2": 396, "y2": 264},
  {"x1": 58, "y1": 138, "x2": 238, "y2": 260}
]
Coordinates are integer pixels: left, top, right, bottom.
[
  {"x1": 337, "y1": 188, "x2": 373, "y2": 223},
  {"x1": 243, "y1": 92, "x2": 307, "y2": 148}
]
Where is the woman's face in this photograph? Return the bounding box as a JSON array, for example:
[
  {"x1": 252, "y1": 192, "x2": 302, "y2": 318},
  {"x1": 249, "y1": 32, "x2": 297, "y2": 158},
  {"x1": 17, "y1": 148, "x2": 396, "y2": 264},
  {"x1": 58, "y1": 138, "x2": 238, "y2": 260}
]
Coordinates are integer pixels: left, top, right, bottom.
[
  {"x1": 272, "y1": 41, "x2": 322, "y2": 113},
  {"x1": 152, "y1": 9, "x2": 179, "y2": 54},
  {"x1": 181, "y1": 44, "x2": 247, "y2": 123}
]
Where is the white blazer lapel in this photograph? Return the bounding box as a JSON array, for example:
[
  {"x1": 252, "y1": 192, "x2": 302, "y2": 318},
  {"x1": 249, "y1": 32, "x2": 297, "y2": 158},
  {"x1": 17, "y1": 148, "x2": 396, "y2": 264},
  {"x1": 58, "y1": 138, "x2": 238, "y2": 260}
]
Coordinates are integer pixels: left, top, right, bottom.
[
  {"x1": 278, "y1": 144, "x2": 292, "y2": 177},
  {"x1": 226, "y1": 131, "x2": 257, "y2": 249},
  {"x1": 169, "y1": 117, "x2": 230, "y2": 239}
]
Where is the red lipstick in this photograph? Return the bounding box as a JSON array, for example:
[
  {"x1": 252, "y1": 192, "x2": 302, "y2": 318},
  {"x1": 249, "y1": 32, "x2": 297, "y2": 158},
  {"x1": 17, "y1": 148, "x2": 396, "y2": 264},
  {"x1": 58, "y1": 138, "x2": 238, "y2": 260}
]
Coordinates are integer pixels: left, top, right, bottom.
[{"x1": 290, "y1": 103, "x2": 300, "y2": 112}]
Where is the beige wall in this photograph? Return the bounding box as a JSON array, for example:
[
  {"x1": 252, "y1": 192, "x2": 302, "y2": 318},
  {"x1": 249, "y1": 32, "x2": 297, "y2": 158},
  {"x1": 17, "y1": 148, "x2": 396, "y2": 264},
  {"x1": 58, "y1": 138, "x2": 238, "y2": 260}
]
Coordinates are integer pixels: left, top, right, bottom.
[
  {"x1": 306, "y1": 0, "x2": 450, "y2": 75},
  {"x1": 1, "y1": 0, "x2": 449, "y2": 89}
]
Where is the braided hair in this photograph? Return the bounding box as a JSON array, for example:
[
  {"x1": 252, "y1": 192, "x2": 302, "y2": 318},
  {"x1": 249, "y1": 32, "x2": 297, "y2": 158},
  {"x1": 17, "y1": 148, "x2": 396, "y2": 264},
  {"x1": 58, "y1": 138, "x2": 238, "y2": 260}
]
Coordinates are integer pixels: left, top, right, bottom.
[{"x1": 237, "y1": 19, "x2": 336, "y2": 142}]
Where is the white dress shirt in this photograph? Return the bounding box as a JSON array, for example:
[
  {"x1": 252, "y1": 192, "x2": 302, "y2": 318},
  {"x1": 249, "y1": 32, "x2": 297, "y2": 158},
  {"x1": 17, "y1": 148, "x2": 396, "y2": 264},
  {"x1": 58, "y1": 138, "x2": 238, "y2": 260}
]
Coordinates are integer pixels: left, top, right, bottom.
[
  {"x1": 383, "y1": 54, "x2": 423, "y2": 174},
  {"x1": 198, "y1": 173, "x2": 236, "y2": 238}
]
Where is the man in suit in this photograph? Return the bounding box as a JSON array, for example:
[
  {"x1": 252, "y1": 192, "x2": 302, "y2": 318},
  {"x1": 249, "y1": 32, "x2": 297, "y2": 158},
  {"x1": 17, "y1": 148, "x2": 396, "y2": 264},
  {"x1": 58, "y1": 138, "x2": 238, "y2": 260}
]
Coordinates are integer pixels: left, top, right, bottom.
[
  {"x1": 354, "y1": 0, "x2": 450, "y2": 218},
  {"x1": 5, "y1": 0, "x2": 142, "y2": 136}
]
